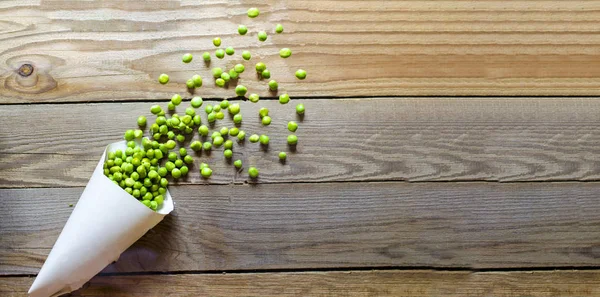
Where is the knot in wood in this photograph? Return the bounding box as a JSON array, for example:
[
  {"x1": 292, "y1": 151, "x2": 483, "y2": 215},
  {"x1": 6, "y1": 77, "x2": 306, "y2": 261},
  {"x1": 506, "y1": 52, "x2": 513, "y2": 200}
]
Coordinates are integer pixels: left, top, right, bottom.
[{"x1": 18, "y1": 64, "x2": 34, "y2": 77}]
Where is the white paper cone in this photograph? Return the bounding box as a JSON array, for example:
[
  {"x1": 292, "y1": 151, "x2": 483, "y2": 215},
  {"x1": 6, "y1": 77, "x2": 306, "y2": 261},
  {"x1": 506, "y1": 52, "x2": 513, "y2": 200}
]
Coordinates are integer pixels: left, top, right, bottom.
[{"x1": 28, "y1": 141, "x2": 174, "y2": 297}]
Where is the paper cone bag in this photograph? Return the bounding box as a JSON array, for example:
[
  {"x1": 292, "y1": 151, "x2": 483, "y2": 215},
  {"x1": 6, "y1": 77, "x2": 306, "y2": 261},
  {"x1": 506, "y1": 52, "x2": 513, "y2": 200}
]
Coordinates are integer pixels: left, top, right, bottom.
[{"x1": 28, "y1": 141, "x2": 174, "y2": 297}]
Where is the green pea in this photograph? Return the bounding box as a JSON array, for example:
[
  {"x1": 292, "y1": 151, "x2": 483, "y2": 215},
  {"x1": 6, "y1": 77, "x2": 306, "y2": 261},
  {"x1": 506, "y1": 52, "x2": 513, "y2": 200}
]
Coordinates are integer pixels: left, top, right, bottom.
[
  {"x1": 192, "y1": 75, "x2": 203, "y2": 88},
  {"x1": 186, "y1": 79, "x2": 195, "y2": 89},
  {"x1": 201, "y1": 167, "x2": 213, "y2": 178},
  {"x1": 179, "y1": 147, "x2": 187, "y2": 157},
  {"x1": 168, "y1": 152, "x2": 178, "y2": 162},
  {"x1": 229, "y1": 127, "x2": 239, "y2": 136},
  {"x1": 153, "y1": 133, "x2": 161, "y2": 140},
  {"x1": 113, "y1": 172, "x2": 123, "y2": 181},
  {"x1": 295, "y1": 69, "x2": 307, "y2": 80},
  {"x1": 275, "y1": 24, "x2": 284, "y2": 33},
  {"x1": 176, "y1": 134, "x2": 185, "y2": 143},
  {"x1": 134, "y1": 129, "x2": 143, "y2": 138},
  {"x1": 175, "y1": 159, "x2": 184, "y2": 168},
  {"x1": 215, "y1": 49, "x2": 225, "y2": 59},
  {"x1": 171, "y1": 117, "x2": 180, "y2": 126},
  {"x1": 143, "y1": 193, "x2": 154, "y2": 201},
  {"x1": 237, "y1": 131, "x2": 246, "y2": 141},
  {"x1": 137, "y1": 116, "x2": 147, "y2": 127},
  {"x1": 248, "y1": 166, "x2": 259, "y2": 178},
  {"x1": 279, "y1": 93, "x2": 290, "y2": 104},
  {"x1": 205, "y1": 105, "x2": 213, "y2": 114},
  {"x1": 295, "y1": 104, "x2": 305, "y2": 114},
  {"x1": 141, "y1": 200, "x2": 151, "y2": 207},
  {"x1": 288, "y1": 121, "x2": 298, "y2": 132},
  {"x1": 154, "y1": 150, "x2": 164, "y2": 160},
  {"x1": 233, "y1": 114, "x2": 242, "y2": 124},
  {"x1": 261, "y1": 69, "x2": 271, "y2": 79},
  {"x1": 171, "y1": 94, "x2": 182, "y2": 106},
  {"x1": 212, "y1": 67, "x2": 223, "y2": 78},
  {"x1": 157, "y1": 110, "x2": 165, "y2": 116},
  {"x1": 203, "y1": 142, "x2": 212, "y2": 151},
  {"x1": 279, "y1": 152, "x2": 287, "y2": 160},
  {"x1": 268, "y1": 80, "x2": 278, "y2": 91},
  {"x1": 259, "y1": 134, "x2": 270, "y2": 145},
  {"x1": 203, "y1": 52, "x2": 211, "y2": 62},
  {"x1": 207, "y1": 112, "x2": 216, "y2": 123},
  {"x1": 279, "y1": 48, "x2": 292, "y2": 58},
  {"x1": 156, "y1": 116, "x2": 167, "y2": 125},
  {"x1": 234, "y1": 64, "x2": 245, "y2": 73},
  {"x1": 234, "y1": 159, "x2": 243, "y2": 168},
  {"x1": 191, "y1": 96, "x2": 203, "y2": 108},
  {"x1": 154, "y1": 195, "x2": 164, "y2": 206},
  {"x1": 199, "y1": 163, "x2": 209, "y2": 169},
  {"x1": 159, "y1": 125, "x2": 168, "y2": 135},
  {"x1": 258, "y1": 31, "x2": 267, "y2": 41},
  {"x1": 215, "y1": 78, "x2": 225, "y2": 87},
  {"x1": 182, "y1": 53, "x2": 193, "y2": 63},
  {"x1": 213, "y1": 105, "x2": 221, "y2": 112},
  {"x1": 262, "y1": 116, "x2": 271, "y2": 125},
  {"x1": 124, "y1": 130, "x2": 135, "y2": 141},
  {"x1": 193, "y1": 115, "x2": 201, "y2": 125},
  {"x1": 238, "y1": 25, "x2": 248, "y2": 35},
  {"x1": 217, "y1": 100, "x2": 228, "y2": 110},
  {"x1": 158, "y1": 167, "x2": 167, "y2": 177},
  {"x1": 158, "y1": 187, "x2": 166, "y2": 195},
  {"x1": 171, "y1": 168, "x2": 181, "y2": 179},
  {"x1": 168, "y1": 102, "x2": 176, "y2": 111},
  {"x1": 255, "y1": 62, "x2": 267, "y2": 73},
  {"x1": 150, "y1": 105, "x2": 162, "y2": 115},
  {"x1": 235, "y1": 85, "x2": 247, "y2": 97},
  {"x1": 228, "y1": 103, "x2": 240, "y2": 115},
  {"x1": 213, "y1": 37, "x2": 221, "y2": 47},
  {"x1": 160, "y1": 178, "x2": 168, "y2": 187},
  {"x1": 287, "y1": 134, "x2": 298, "y2": 145},
  {"x1": 221, "y1": 72, "x2": 231, "y2": 82},
  {"x1": 225, "y1": 47, "x2": 235, "y2": 55},
  {"x1": 259, "y1": 107, "x2": 269, "y2": 118},
  {"x1": 220, "y1": 127, "x2": 229, "y2": 135},
  {"x1": 247, "y1": 7, "x2": 260, "y2": 18},
  {"x1": 166, "y1": 140, "x2": 176, "y2": 149},
  {"x1": 216, "y1": 111, "x2": 225, "y2": 119},
  {"x1": 228, "y1": 69, "x2": 239, "y2": 79},
  {"x1": 184, "y1": 155, "x2": 194, "y2": 164},
  {"x1": 198, "y1": 125, "x2": 209, "y2": 136},
  {"x1": 242, "y1": 51, "x2": 251, "y2": 60},
  {"x1": 148, "y1": 170, "x2": 159, "y2": 180},
  {"x1": 213, "y1": 136, "x2": 224, "y2": 146},
  {"x1": 146, "y1": 149, "x2": 155, "y2": 158},
  {"x1": 158, "y1": 73, "x2": 169, "y2": 84},
  {"x1": 180, "y1": 166, "x2": 189, "y2": 176},
  {"x1": 223, "y1": 149, "x2": 233, "y2": 158},
  {"x1": 248, "y1": 93, "x2": 259, "y2": 103},
  {"x1": 190, "y1": 140, "x2": 202, "y2": 151},
  {"x1": 224, "y1": 139, "x2": 233, "y2": 149},
  {"x1": 185, "y1": 107, "x2": 196, "y2": 117},
  {"x1": 249, "y1": 134, "x2": 259, "y2": 143}
]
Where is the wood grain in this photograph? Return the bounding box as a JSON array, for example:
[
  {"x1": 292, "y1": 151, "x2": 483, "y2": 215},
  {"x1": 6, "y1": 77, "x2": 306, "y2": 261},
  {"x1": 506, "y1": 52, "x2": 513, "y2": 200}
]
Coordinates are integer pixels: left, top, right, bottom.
[
  {"x1": 2, "y1": 182, "x2": 599, "y2": 275},
  {"x1": 2, "y1": 98, "x2": 600, "y2": 187},
  {"x1": 3, "y1": 1, "x2": 600, "y2": 102},
  {"x1": 3, "y1": 270, "x2": 600, "y2": 297}
]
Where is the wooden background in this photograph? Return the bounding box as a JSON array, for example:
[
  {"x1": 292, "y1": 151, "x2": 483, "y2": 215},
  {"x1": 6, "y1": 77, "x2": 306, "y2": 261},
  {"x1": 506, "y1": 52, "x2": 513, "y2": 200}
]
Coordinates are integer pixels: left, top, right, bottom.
[{"x1": 2, "y1": 1, "x2": 600, "y2": 296}]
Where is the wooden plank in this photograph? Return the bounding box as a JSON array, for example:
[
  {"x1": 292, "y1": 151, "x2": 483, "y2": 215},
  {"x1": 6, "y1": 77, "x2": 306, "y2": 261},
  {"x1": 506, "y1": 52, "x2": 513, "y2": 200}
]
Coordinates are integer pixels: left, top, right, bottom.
[
  {"x1": 3, "y1": 270, "x2": 600, "y2": 297},
  {"x1": 2, "y1": 182, "x2": 599, "y2": 275},
  {"x1": 3, "y1": 1, "x2": 600, "y2": 102},
  {"x1": 2, "y1": 98, "x2": 600, "y2": 187}
]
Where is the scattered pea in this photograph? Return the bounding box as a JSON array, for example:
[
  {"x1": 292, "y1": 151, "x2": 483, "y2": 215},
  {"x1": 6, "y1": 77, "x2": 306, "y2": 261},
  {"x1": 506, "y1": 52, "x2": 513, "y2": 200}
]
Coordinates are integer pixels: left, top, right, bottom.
[
  {"x1": 227, "y1": 103, "x2": 240, "y2": 115},
  {"x1": 233, "y1": 114, "x2": 243, "y2": 124},
  {"x1": 165, "y1": 140, "x2": 177, "y2": 149},
  {"x1": 259, "y1": 134, "x2": 270, "y2": 145},
  {"x1": 215, "y1": 49, "x2": 225, "y2": 59},
  {"x1": 192, "y1": 75, "x2": 203, "y2": 88},
  {"x1": 247, "y1": 7, "x2": 260, "y2": 18},
  {"x1": 249, "y1": 134, "x2": 260, "y2": 143},
  {"x1": 175, "y1": 159, "x2": 184, "y2": 168},
  {"x1": 279, "y1": 152, "x2": 287, "y2": 160},
  {"x1": 275, "y1": 24, "x2": 284, "y2": 33},
  {"x1": 205, "y1": 105, "x2": 213, "y2": 114},
  {"x1": 203, "y1": 142, "x2": 212, "y2": 151},
  {"x1": 288, "y1": 121, "x2": 298, "y2": 132},
  {"x1": 255, "y1": 62, "x2": 267, "y2": 73},
  {"x1": 137, "y1": 116, "x2": 147, "y2": 127},
  {"x1": 287, "y1": 134, "x2": 298, "y2": 145},
  {"x1": 168, "y1": 102, "x2": 176, "y2": 111},
  {"x1": 171, "y1": 94, "x2": 182, "y2": 106},
  {"x1": 184, "y1": 155, "x2": 194, "y2": 164},
  {"x1": 171, "y1": 168, "x2": 182, "y2": 179},
  {"x1": 124, "y1": 130, "x2": 135, "y2": 141},
  {"x1": 248, "y1": 166, "x2": 259, "y2": 178},
  {"x1": 279, "y1": 93, "x2": 290, "y2": 104},
  {"x1": 203, "y1": 52, "x2": 211, "y2": 62},
  {"x1": 234, "y1": 159, "x2": 242, "y2": 168},
  {"x1": 216, "y1": 111, "x2": 225, "y2": 119},
  {"x1": 229, "y1": 69, "x2": 239, "y2": 79},
  {"x1": 224, "y1": 139, "x2": 234, "y2": 149},
  {"x1": 182, "y1": 53, "x2": 193, "y2": 63},
  {"x1": 221, "y1": 72, "x2": 231, "y2": 82},
  {"x1": 213, "y1": 136, "x2": 224, "y2": 146},
  {"x1": 268, "y1": 80, "x2": 278, "y2": 91},
  {"x1": 279, "y1": 48, "x2": 292, "y2": 58},
  {"x1": 225, "y1": 47, "x2": 235, "y2": 55},
  {"x1": 248, "y1": 93, "x2": 259, "y2": 103},
  {"x1": 224, "y1": 149, "x2": 233, "y2": 158},
  {"x1": 258, "y1": 31, "x2": 267, "y2": 41},
  {"x1": 213, "y1": 105, "x2": 221, "y2": 112},
  {"x1": 176, "y1": 134, "x2": 185, "y2": 142},
  {"x1": 199, "y1": 163, "x2": 209, "y2": 169},
  {"x1": 207, "y1": 112, "x2": 216, "y2": 122},
  {"x1": 215, "y1": 78, "x2": 225, "y2": 87},
  {"x1": 191, "y1": 140, "x2": 202, "y2": 151},
  {"x1": 186, "y1": 79, "x2": 195, "y2": 89},
  {"x1": 242, "y1": 50, "x2": 251, "y2": 60},
  {"x1": 212, "y1": 67, "x2": 224, "y2": 78},
  {"x1": 213, "y1": 37, "x2": 221, "y2": 47},
  {"x1": 220, "y1": 127, "x2": 229, "y2": 135},
  {"x1": 189, "y1": 97, "x2": 203, "y2": 109},
  {"x1": 179, "y1": 147, "x2": 187, "y2": 157},
  {"x1": 235, "y1": 85, "x2": 247, "y2": 97},
  {"x1": 259, "y1": 107, "x2": 269, "y2": 118},
  {"x1": 180, "y1": 166, "x2": 189, "y2": 176},
  {"x1": 261, "y1": 69, "x2": 271, "y2": 79},
  {"x1": 295, "y1": 69, "x2": 307, "y2": 80},
  {"x1": 229, "y1": 127, "x2": 239, "y2": 136},
  {"x1": 158, "y1": 73, "x2": 170, "y2": 84},
  {"x1": 238, "y1": 25, "x2": 248, "y2": 35},
  {"x1": 234, "y1": 64, "x2": 245, "y2": 73},
  {"x1": 150, "y1": 105, "x2": 162, "y2": 115},
  {"x1": 296, "y1": 104, "x2": 305, "y2": 114},
  {"x1": 262, "y1": 116, "x2": 271, "y2": 125},
  {"x1": 201, "y1": 167, "x2": 213, "y2": 178},
  {"x1": 198, "y1": 125, "x2": 209, "y2": 136}
]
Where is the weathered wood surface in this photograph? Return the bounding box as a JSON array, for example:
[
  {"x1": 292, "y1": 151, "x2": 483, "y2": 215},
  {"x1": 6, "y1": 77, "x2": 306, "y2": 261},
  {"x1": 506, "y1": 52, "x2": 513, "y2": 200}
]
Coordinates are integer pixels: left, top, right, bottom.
[
  {"x1": 2, "y1": 98, "x2": 600, "y2": 187},
  {"x1": 3, "y1": 270, "x2": 600, "y2": 297},
  {"x1": 2, "y1": 182, "x2": 599, "y2": 275},
  {"x1": 3, "y1": 1, "x2": 600, "y2": 103}
]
